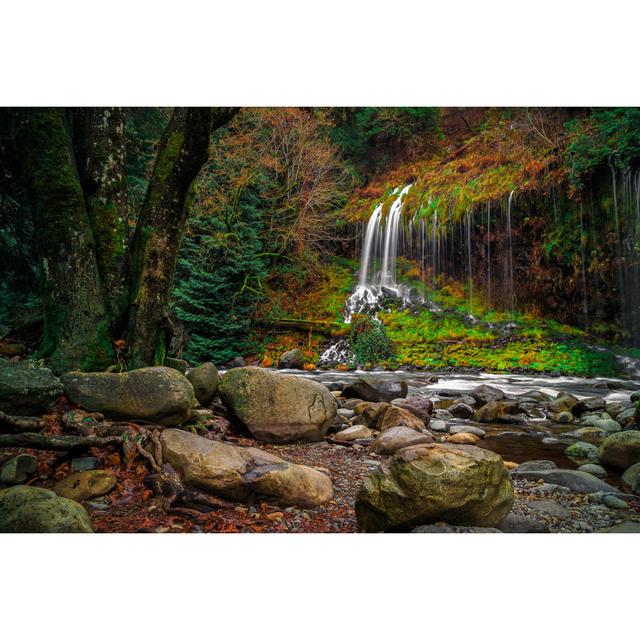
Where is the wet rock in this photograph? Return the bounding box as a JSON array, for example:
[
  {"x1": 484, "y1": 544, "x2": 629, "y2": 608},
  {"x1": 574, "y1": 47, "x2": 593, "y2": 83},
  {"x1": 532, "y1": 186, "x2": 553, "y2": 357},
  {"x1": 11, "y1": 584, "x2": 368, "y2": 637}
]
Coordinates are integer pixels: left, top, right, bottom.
[
  {"x1": 617, "y1": 407, "x2": 637, "y2": 426},
  {"x1": 0, "y1": 485, "x2": 93, "y2": 532},
  {"x1": 357, "y1": 402, "x2": 391, "y2": 428},
  {"x1": 70, "y1": 457, "x2": 101, "y2": 472},
  {"x1": 597, "y1": 522, "x2": 640, "y2": 533},
  {"x1": 577, "y1": 463, "x2": 607, "y2": 478},
  {"x1": 548, "y1": 392, "x2": 578, "y2": 414},
  {"x1": 343, "y1": 377, "x2": 408, "y2": 403},
  {"x1": 473, "y1": 400, "x2": 501, "y2": 422},
  {"x1": 337, "y1": 408, "x2": 355, "y2": 419},
  {"x1": 592, "y1": 418, "x2": 622, "y2": 433},
  {"x1": 449, "y1": 402, "x2": 474, "y2": 419},
  {"x1": 511, "y1": 468, "x2": 620, "y2": 494},
  {"x1": 53, "y1": 470, "x2": 117, "y2": 501},
  {"x1": 572, "y1": 397, "x2": 606, "y2": 417},
  {"x1": 575, "y1": 426, "x2": 608, "y2": 439},
  {"x1": 527, "y1": 500, "x2": 570, "y2": 519},
  {"x1": 554, "y1": 411, "x2": 574, "y2": 424},
  {"x1": 0, "y1": 359, "x2": 62, "y2": 415},
  {"x1": 606, "y1": 401, "x2": 632, "y2": 419},
  {"x1": 429, "y1": 419, "x2": 448, "y2": 433},
  {"x1": 186, "y1": 362, "x2": 219, "y2": 406},
  {"x1": 62, "y1": 366, "x2": 195, "y2": 426},
  {"x1": 565, "y1": 441, "x2": 599, "y2": 462},
  {"x1": 470, "y1": 384, "x2": 505, "y2": 406},
  {"x1": 372, "y1": 426, "x2": 434, "y2": 455},
  {"x1": 355, "y1": 443, "x2": 514, "y2": 532},
  {"x1": 218, "y1": 367, "x2": 336, "y2": 443},
  {"x1": 333, "y1": 424, "x2": 372, "y2": 442},
  {"x1": 447, "y1": 432, "x2": 480, "y2": 445},
  {"x1": 598, "y1": 431, "x2": 640, "y2": 470},
  {"x1": 449, "y1": 424, "x2": 486, "y2": 438},
  {"x1": 278, "y1": 349, "x2": 304, "y2": 370},
  {"x1": 0, "y1": 454, "x2": 37, "y2": 485},
  {"x1": 518, "y1": 390, "x2": 553, "y2": 404},
  {"x1": 161, "y1": 428, "x2": 333, "y2": 507},
  {"x1": 497, "y1": 513, "x2": 549, "y2": 533},
  {"x1": 379, "y1": 405, "x2": 425, "y2": 432},
  {"x1": 630, "y1": 391, "x2": 640, "y2": 402}
]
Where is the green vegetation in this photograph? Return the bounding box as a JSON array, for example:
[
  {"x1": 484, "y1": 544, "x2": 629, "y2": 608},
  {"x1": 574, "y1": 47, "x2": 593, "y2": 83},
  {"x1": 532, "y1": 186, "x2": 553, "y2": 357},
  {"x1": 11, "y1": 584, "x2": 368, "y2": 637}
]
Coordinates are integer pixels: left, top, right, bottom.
[{"x1": 349, "y1": 315, "x2": 394, "y2": 365}]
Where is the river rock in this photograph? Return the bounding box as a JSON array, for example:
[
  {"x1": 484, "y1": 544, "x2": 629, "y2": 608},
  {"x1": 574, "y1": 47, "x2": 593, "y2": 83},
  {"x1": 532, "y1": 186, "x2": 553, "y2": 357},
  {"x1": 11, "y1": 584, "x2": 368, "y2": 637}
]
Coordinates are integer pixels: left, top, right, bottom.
[
  {"x1": 598, "y1": 431, "x2": 640, "y2": 469},
  {"x1": 470, "y1": 384, "x2": 505, "y2": 406},
  {"x1": 355, "y1": 443, "x2": 514, "y2": 532},
  {"x1": 617, "y1": 407, "x2": 637, "y2": 426},
  {"x1": 577, "y1": 463, "x2": 607, "y2": 478},
  {"x1": 511, "y1": 467, "x2": 620, "y2": 493},
  {"x1": 372, "y1": 426, "x2": 434, "y2": 455},
  {"x1": 554, "y1": 411, "x2": 574, "y2": 424},
  {"x1": 631, "y1": 391, "x2": 640, "y2": 402},
  {"x1": 592, "y1": 418, "x2": 622, "y2": 433},
  {"x1": 358, "y1": 402, "x2": 391, "y2": 428},
  {"x1": 160, "y1": 428, "x2": 333, "y2": 507},
  {"x1": 186, "y1": 362, "x2": 219, "y2": 406},
  {"x1": 601, "y1": 494, "x2": 628, "y2": 510},
  {"x1": 343, "y1": 377, "x2": 408, "y2": 403},
  {"x1": 429, "y1": 419, "x2": 448, "y2": 433},
  {"x1": 449, "y1": 402, "x2": 474, "y2": 419},
  {"x1": 400, "y1": 396, "x2": 433, "y2": 422},
  {"x1": 61, "y1": 366, "x2": 194, "y2": 426},
  {"x1": 572, "y1": 397, "x2": 606, "y2": 416},
  {"x1": 565, "y1": 441, "x2": 599, "y2": 462},
  {"x1": 621, "y1": 462, "x2": 640, "y2": 493},
  {"x1": 0, "y1": 485, "x2": 93, "y2": 532},
  {"x1": 519, "y1": 390, "x2": 553, "y2": 404},
  {"x1": 53, "y1": 470, "x2": 117, "y2": 501},
  {"x1": 449, "y1": 424, "x2": 486, "y2": 438},
  {"x1": 0, "y1": 454, "x2": 37, "y2": 485},
  {"x1": 379, "y1": 405, "x2": 425, "y2": 432},
  {"x1": 218, "y1": 367, "x2": 336, "y2": 443},
  {"x1": 228, "y1": 356, "x2": 245, "y2": 368},
  {"x1": 412, "y1": 524, "x2": 502, "y2": 533},
  {"x1": 0, "y1": 359, "x2": 62, "y2": 415},
  {"x1": 337, "y1": 408, "x2": 355, "y2": 419},
  {"x1": 497, "y1": 513, "x2": 550, "y2": 533},
  {"x1": 71, "y1": 457, "x2": 100, "y2": 472},
  {"x1": 333, "y1": 424, "x2": 372, "y2": 442},
  {"x1": 527, "y1": 499, "x2": 570, "y2": 519},
  {"x1": 514, "y1": 460, "x2": 557, "y2": 472},
  {"x1": 473, "y1": 400, "x2": 501, "y2": 422},
  {"x1": 447, "y1": 432, "x2": 480, "y2": 444},
  {"x1": 278, "y1": 349, "x2": 304, "y2": 370},
  {"x1": 549, "y1": 392, "x2": 578, "y2": 414},
  {"x1": 597, "y1": 522, "x2": 640, "y2": 533}
]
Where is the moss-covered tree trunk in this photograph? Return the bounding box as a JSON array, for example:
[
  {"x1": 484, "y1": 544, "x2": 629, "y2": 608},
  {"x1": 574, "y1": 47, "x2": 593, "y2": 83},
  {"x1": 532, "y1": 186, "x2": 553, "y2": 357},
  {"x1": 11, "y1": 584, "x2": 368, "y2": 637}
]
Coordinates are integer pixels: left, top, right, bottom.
[
  {"x1": 125, "y1": 107, "x2": 238, "y2": 369},
  {"x1": 72, "y1": 108, "x2": 129, "y2": 330},
  {"x1": 17, "y1": 109, "x2": 114, "y2": 373}
]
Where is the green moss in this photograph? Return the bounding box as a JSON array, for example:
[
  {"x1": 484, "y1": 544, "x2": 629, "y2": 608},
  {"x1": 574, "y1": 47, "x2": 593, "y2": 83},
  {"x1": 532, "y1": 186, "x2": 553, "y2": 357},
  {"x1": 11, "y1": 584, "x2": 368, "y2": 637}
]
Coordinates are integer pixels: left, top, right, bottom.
[{"x1": 149, "y1": 131, "x2": 184, "y2": 209}]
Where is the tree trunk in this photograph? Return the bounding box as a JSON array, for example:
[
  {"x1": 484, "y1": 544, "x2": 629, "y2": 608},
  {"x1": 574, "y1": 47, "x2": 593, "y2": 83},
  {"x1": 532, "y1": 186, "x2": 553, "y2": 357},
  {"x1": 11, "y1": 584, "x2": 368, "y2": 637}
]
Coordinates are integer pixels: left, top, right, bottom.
[
  {"x1": 126, "y1": 108, "x2": 238, "y2": 368},
  {"x1": 17, "y1": 109, "x2": 113, "y2": 373},
  {"x1": 72, "y1": 108, "x2": 129, "y2": 329}
]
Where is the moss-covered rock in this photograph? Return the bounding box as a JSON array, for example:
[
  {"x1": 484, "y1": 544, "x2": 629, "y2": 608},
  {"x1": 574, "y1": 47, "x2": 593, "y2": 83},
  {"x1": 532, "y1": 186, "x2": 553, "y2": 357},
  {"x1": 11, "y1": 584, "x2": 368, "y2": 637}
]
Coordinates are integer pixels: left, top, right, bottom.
[
  {"x1": 186, "y1": 362, "x2": 219, "y2": 406},
  {"x1": 355, "y1": 443, "x2": 514, "y2": 532},
  {"x1": 0, "y1": 359, "x2": 62, "y2": 415},
  {"x1": 61, "y1": 366, "x2": 194, "y2": 426},
  {"x1": 599, "y1": 431, "x2": 640, "y2": 470},
  {"x1": 0, "y1": 485, "x2": 93, "y2": 533},
  {"x1": 218, "y1": 367, "x2": 336, "y2": 443}
]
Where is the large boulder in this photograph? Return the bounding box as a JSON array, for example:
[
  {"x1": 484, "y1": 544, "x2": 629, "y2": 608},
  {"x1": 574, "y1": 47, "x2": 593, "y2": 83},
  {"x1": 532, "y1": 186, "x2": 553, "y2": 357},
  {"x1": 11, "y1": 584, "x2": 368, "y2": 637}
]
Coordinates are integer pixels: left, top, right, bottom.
[
  {"x1": 218, "y1": 367, "x2": 336, "y2": 443},
  {"x1": 598, "y1": 431, "x2": 640, "y2": 470},
  {"x1": 399, "y1": 396, "x2": 433, "y2": 423},
  {"x1": 160, "y1": 428, "x2": 333, "y2": 507},
  {"x1": 0, "y1": 485, "x2": 93, "y2": 532},
  {"x1": 621, "y1": 462, "x2": 640, "y2": 493},
  {"x1": 379, "y1": 405, "x2": 425, "y2": 432},
  {"x1": 278, "y1": 349, "x2": 305, "y2": 370},
  {"x1": 186, "y1": 362, "x2": 219, "y2": 406},
  {"x1": 372, "y1": 426, "x2": 434, "y2": 455},
  {"x1": 355, "y1": 443, "x2": 514, "y2": 532},
  {"x1": 0, "y1": 359, "x2": 62, "y2": 415},
  {"x1": 61, "y1": 367, "x2": 194, "y2": 426},
  {"x1": 470, "y1": 384, "x2": 504, "y2": 406},
  {"x1": 343, "y1": 377, "x2": 408, "y2": 403}
]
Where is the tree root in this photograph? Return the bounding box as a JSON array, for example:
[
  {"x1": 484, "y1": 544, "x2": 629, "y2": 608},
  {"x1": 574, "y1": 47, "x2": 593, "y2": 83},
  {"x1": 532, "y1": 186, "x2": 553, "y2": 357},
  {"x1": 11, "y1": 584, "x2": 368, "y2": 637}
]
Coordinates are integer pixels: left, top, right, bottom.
[
  {"x1": 0, "y1": 432, "x2": 122, "y2": 450},
  {"x1": 0, "y1": 411, "x2": 45, "y2": 433}
]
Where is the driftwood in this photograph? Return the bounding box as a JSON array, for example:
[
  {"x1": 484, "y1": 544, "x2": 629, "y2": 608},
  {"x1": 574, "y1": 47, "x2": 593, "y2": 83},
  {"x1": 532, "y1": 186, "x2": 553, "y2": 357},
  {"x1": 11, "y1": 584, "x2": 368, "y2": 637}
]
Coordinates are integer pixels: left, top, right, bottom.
[
  {"x1": 0, "y1": 411, "x2": 45, "y2": 433},
  {"x1": 0, "y1": 432, "x2": 122, "y2": 451}
]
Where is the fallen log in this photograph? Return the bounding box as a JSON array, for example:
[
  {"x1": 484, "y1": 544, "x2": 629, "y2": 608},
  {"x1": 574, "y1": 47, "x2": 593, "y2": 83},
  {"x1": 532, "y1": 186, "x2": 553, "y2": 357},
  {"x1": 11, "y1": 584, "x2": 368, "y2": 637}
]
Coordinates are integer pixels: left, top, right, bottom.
[
  {"x1": 0, "y1": 432, "x2": 122, "y2": 451},
  {"x1": 0, "y1": 411, "x2": 45, "y2": 433}
]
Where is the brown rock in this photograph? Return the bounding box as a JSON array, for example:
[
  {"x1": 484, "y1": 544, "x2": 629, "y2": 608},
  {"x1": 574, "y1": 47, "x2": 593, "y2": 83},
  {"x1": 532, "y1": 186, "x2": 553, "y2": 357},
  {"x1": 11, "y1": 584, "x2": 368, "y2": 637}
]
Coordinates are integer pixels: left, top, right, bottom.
[
  {"x1": 447, "y1": 432, "x2": 480, "y2": 445},
  {"x1": 53, "y1": 470, "x2": 116, "y2": 501},
  {"x1": 379, "y1": 405, "x2": 425, "y2": 432}
]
